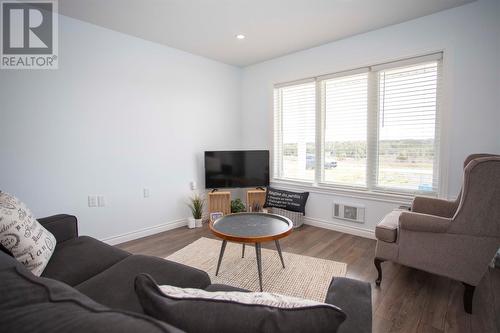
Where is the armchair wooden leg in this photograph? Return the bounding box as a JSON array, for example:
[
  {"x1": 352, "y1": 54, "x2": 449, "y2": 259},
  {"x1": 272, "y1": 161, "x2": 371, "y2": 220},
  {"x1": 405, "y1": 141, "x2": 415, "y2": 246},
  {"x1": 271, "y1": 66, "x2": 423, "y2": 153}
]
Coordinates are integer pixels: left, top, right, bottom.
[
  {"x1": 374, "y1": 258, "x2": 384, "y2": 286},
  {"x1": 462, "y1": 282, "x2": 475, "y2": 314}
]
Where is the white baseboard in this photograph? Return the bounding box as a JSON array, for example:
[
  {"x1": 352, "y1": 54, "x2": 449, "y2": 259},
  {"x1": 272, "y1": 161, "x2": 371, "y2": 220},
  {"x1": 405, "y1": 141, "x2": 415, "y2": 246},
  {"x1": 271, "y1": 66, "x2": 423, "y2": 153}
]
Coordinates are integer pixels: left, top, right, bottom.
[
  {"x1": 101, "y1": 218, "x2": 187, "y2": 245},
  {"x1": 304, "y1": 216, "x2": 376, "y2": 240},
  {"x1": 101, "y1": 216, "x2": 374, "y2": 246}
]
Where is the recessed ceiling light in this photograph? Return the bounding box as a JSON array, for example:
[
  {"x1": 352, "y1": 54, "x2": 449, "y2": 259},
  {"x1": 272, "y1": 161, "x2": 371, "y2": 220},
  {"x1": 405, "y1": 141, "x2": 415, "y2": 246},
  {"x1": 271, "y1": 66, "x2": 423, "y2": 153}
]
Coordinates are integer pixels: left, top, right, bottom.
[{"x1": 235, "y1": 34, "x2": 246, "y2": 40}]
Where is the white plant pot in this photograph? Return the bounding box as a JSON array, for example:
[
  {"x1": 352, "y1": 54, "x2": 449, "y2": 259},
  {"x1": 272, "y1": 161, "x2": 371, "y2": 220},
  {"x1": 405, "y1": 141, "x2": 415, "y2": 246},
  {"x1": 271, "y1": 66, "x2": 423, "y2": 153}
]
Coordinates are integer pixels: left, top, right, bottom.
[
  {"x1": 195, "y1": 218, "x2": 203, "y2": 228},
  {"x1": 187, "y1": 217, "x2": 196, "y2": 229}
]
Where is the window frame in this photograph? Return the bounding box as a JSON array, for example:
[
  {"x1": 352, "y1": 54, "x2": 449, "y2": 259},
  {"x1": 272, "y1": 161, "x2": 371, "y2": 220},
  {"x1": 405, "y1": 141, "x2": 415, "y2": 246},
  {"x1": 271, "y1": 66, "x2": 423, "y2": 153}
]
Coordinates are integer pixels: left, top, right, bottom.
[{"x1": 272, "y1": 52, "x2": 444, "y2": 197}]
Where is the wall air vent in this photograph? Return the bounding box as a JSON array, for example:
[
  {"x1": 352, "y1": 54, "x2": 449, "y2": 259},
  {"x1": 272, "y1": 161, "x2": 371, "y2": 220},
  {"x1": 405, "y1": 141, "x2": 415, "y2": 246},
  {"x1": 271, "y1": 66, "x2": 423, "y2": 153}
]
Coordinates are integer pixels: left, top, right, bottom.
[{"x1": 333, "y1": 203, "x2": 365, "y2": 223}]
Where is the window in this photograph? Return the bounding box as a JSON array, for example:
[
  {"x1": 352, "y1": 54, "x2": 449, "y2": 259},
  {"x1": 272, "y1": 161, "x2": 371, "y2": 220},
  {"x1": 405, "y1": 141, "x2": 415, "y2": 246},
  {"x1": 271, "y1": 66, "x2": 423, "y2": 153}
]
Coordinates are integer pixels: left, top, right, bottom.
[
  {"x1": 274, "y1": 53, "x2": 442, "y2": 195},
  {"x1": 273, "y1": 81, "x2": 316, "y2": 181},
  {"x1": 375, "y1": 62, "x2": 440, "y2": 192},
  {"x1": 321, "y1": 72, "x2": 368, "y2": 187}
]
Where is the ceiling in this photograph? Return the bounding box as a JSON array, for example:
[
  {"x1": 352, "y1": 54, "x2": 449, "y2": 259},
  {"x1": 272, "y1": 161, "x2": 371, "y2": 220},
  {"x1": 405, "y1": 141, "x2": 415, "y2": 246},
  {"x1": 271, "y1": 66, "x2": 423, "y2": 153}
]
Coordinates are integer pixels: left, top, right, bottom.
[{"x1": 59, "y1": 0, "x2": 474, "y2": 67}]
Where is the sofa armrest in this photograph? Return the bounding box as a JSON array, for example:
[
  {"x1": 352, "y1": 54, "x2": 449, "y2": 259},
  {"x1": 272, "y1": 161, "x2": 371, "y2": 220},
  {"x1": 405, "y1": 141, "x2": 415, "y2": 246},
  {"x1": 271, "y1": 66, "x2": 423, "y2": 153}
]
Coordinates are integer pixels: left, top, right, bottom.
[
  {"x1": 411, "y1": 196, "x2": 457, "y2": 218},
  {"x1": 399, "y1": 211, "x2": 451, "y2": 233},
  {"x1": 324, "y1": 277, "x2": 372, "y2": 333},
  {"x1": 37, "y1": 214, "x2": 78, "y2": 243}
]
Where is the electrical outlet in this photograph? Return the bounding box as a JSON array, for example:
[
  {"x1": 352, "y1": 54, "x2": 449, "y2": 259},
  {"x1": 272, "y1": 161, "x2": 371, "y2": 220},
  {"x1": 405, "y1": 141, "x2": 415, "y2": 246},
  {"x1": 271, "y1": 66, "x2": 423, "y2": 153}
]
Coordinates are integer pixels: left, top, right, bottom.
[
  {"x1": 97, "y1": 195, "x2": 105, "y2": 207},
  {"x1": 88, "y1": 195, "x2": 97, "y2": 207},
  {"x1": 143, "y1": 188, "x2": 150, "y2": 198}
]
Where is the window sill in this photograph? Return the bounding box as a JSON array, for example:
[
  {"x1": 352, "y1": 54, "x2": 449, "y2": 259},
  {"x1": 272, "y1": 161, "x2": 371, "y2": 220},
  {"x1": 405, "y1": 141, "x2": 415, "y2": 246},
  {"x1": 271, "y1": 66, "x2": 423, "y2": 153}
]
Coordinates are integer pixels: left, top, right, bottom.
[{"x1": 270, "y1": 179, "x2": 417, "y2": 205}]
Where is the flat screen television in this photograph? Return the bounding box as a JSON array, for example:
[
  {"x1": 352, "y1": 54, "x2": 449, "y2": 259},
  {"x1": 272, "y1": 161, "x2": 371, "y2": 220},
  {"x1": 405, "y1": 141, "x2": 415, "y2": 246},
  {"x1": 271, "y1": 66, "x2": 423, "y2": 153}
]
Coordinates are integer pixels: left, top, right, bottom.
[{"x1": 204, "y1": 150, "x2": 270, "y2": 189}]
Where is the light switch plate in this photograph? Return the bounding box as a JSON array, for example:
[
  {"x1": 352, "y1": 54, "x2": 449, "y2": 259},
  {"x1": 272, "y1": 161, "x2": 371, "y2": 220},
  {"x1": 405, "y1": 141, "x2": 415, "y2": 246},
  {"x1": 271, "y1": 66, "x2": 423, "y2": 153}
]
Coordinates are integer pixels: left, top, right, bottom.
[
  {"x1": 97, "y1": 195, "x2": 105, "y2": 207},
  {"x1": 143, "y1": 188, "x2": 150, "y2": 198},
  {"x1": 88, "y1": 195, "x2": 97, "y2": 207}
]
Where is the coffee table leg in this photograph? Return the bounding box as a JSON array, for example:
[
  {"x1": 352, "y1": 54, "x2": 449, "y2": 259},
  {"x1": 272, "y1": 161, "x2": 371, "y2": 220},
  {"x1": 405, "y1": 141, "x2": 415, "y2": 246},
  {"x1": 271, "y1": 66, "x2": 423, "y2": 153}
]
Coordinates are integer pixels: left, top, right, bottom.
[
  {"x1": 255, "y1": 243, "x2": 263, "y2": 292},
  {"x1": 242, "y1": 244, "x2": 245, "y2": 258},
  {"x1": 215, "y1": 240, "x2": 227, "y2": 276},
  {"x1": 275, "y1": 240, "x2": 285, "y2": 268}
]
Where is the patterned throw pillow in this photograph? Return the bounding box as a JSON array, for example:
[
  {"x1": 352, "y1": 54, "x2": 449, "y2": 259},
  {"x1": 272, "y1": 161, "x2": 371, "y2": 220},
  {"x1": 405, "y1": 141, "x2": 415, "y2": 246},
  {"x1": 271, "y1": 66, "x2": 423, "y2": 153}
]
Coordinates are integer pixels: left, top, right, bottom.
[
  {"x1": 0, "y1": 192, "x2": 56, "y2": 276},
  {"x1": 158, "y1": 284, "x2": 329, "y2": 308},
  {"x1": 264, "y1": 187, "x2": 309, "y2": 214}
]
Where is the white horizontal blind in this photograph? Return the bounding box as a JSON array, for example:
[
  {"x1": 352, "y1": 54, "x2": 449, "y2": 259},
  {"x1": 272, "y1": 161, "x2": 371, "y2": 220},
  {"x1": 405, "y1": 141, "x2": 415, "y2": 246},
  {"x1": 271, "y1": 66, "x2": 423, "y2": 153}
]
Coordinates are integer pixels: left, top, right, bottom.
[
  {"x1": 374, "y1": 60, "x2": 441, "y2": 193},
  {"x1": 273, "y1": 53, "x2": 442, "y2": 195},
  {"x1": 273, "y1": 81, "x2": 316, "y2": 181},
  {"x1": 321, "y1": 72, "x2": 368, "y2": 187}
]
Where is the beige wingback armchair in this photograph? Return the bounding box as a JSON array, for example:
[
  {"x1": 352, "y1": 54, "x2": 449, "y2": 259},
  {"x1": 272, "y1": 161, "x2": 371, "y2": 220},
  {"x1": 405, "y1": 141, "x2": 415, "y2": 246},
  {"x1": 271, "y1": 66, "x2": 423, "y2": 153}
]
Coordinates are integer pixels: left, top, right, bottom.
[{"x1": 374, "y1": 154, "x2": 500, "y2": 314}]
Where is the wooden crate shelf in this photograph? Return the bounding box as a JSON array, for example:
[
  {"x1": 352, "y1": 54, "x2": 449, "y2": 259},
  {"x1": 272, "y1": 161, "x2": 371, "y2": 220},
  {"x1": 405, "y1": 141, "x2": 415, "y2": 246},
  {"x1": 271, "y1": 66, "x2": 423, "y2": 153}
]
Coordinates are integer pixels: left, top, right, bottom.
[
  {"x1": 208, "y1": 191, "x2": 231, "y2": 216},
  {"x1": 246, "y1": 189, "x2": 266, "y2": 212}
]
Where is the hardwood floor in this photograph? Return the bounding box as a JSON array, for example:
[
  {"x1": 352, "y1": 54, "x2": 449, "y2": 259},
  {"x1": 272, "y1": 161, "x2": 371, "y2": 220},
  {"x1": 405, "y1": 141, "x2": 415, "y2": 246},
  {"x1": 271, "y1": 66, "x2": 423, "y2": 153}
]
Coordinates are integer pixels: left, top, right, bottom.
[{"x1": 117, "y1": 224, "x2": 500, "y2": 333}]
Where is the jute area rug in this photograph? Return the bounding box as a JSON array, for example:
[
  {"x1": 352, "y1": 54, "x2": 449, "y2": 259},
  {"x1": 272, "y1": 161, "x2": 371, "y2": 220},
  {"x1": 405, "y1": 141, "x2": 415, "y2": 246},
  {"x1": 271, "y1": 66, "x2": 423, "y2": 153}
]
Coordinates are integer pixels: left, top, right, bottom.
[{"x1": 166, "y1": 237, "x2": 347, "y2": 302}]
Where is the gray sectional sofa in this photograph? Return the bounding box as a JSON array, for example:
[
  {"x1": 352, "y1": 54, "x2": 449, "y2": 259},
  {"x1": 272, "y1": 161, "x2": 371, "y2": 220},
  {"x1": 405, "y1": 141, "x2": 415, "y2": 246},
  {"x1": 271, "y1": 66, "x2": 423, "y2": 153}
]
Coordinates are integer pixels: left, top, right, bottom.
[{"x1": 0, "y1": 214, "x2": 372, "y2": 333}]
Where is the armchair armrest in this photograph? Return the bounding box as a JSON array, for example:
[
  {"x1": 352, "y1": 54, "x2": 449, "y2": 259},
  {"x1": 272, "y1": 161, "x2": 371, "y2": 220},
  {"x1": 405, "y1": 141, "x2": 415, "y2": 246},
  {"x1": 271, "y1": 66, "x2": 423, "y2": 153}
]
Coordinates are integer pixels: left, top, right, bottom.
[
  {"x1": 399, "y1": 211, "x2": 451, "y2": 233},
  {"x1": 411, "y1": 196, "x2": 458, "y2": 218},
  {"x1": 37, "y1": 214, "x2": 78, "y2": 243}
]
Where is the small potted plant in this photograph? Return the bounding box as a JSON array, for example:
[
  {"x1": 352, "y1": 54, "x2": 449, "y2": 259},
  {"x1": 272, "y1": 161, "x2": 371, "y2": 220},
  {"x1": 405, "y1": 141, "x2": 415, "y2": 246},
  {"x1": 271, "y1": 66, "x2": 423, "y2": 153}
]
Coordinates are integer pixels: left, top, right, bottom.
[
  {"x1": 187, "y1": 194, "x2": 204, "y2": 228},
  {"x1": 230, "y1": 198, "x2": 246, "y2": 213}
]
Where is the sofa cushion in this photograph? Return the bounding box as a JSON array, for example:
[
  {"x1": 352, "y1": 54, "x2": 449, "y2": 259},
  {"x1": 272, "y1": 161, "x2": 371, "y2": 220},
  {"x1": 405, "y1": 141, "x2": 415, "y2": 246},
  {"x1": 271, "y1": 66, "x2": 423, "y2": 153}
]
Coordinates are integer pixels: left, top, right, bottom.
[
  {"x1": 0, "y1": 302, "x2": 184, "y2": 333},
  {"x1": 0, "y1": 247, "x2": 21, "y2": 271},
  {"x1": 75, "y1": 254, "x2": 211, "y2": 313},
  {"x1": 375, "y1": 210, "x2": 402, "y2": 243},
  {"x1": 0, "y1": 192, "x2": 57, "y2": 276},
  {"x1": 42, "y1": 236, "x2": 130, "y2": 286},
  {"x1": 0, "y1": 251, "x2": 182, "y2": 333},
  {"x1": 135, "y1": 273, "x2": 346, "y2": 333}
]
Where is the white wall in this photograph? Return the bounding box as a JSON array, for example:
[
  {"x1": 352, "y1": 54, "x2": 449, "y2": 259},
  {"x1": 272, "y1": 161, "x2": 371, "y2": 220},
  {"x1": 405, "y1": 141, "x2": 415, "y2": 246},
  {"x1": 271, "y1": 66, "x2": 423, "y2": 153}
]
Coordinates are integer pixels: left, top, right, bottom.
[
  {"x1": 240, "y1": 0, "x2": 500, "y2": 235},
  {"x1": 0, "y1": 15, "x2": 241, "y2": 241}
]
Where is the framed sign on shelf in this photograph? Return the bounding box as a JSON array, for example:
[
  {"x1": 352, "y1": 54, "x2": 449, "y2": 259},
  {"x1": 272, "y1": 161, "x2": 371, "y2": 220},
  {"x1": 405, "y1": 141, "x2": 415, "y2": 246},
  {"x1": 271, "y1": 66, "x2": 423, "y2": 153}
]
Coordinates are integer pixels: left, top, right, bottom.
[{"x1": 210, "y1": 211, "x2": 224, "y2": 223}]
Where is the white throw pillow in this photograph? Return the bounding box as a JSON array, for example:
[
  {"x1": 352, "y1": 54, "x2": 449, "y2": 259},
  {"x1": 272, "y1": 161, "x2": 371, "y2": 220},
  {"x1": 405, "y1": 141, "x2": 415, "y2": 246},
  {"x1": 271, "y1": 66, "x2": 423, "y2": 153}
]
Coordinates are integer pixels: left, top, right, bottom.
[
  {"x1": 0, "y1": 192, "x2": 56, "y2": 276},
  {"x1": 159, "y1": 284, "x2": 334, "y2": 309}
]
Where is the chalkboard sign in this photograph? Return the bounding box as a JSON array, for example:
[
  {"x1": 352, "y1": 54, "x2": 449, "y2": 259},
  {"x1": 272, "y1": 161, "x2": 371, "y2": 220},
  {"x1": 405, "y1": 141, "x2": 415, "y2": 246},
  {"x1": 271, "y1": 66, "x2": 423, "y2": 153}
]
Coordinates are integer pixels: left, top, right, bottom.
[{"x1": 264, "y1": 187, "x2": 309, "y2": 214}]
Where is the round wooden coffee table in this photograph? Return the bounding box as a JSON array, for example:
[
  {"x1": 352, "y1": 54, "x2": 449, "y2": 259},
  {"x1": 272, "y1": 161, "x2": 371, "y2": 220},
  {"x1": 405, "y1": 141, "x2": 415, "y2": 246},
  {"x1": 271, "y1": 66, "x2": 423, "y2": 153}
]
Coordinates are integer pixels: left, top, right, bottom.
[{"x1": 209, "y1": 212, "x2": 293, "y2": 291}]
